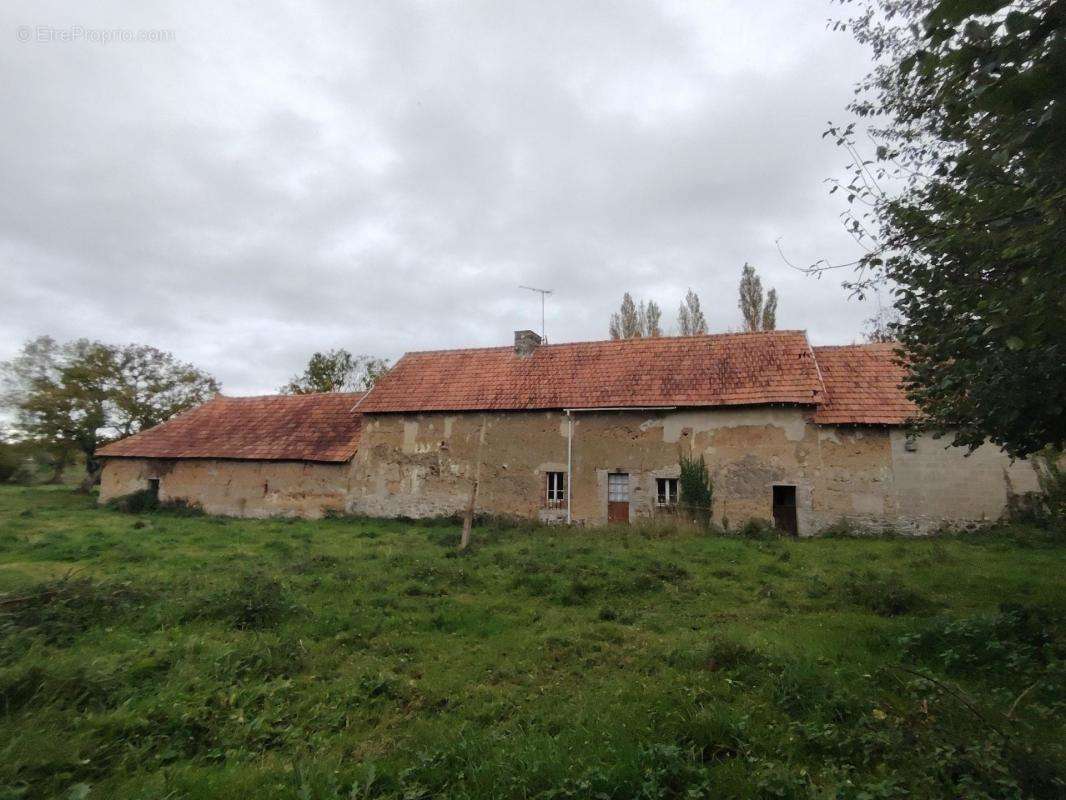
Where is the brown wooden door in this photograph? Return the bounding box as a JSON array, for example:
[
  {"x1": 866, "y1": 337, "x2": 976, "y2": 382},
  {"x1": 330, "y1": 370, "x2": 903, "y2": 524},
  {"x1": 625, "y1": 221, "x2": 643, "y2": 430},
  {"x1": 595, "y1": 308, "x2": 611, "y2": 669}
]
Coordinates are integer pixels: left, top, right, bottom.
[
  {"x1": 772, "y1": 485, "x2": 798, "y2": 536},
  {"x1": 607, "y1": 473, "x2": 630, "y2": 524}
]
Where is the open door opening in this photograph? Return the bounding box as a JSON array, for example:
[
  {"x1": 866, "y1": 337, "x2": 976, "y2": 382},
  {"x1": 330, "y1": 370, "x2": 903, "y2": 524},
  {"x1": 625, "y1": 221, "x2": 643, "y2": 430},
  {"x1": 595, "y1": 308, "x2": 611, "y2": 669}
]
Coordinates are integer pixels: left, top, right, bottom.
[
  {"x1": 772, "y1": 485, "x2": 798, "y2": 536},
  {"x1": 147, "y1": 478, "x2": 160, "y2": 503}
]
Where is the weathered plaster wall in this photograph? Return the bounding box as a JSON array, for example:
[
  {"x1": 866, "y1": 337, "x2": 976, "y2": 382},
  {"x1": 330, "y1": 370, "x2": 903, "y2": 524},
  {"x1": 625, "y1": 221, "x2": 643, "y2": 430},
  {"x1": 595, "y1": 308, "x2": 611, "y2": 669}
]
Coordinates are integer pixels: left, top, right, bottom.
[
  {"x1": 99, "y1": 458, "x2": 348, "y2": 518},
  {"x1": 887, "y1": 431, "x2": 1040, "y2": 531},
  {"x1": 100, "y1": 413, "x2": 1041, "y2": 532},
  {"x1": 347, "y1": 410, "x2": 1038, "y2": 534},
  {"x1": 347, "y1": 409, "x2": 851, "y2": 530}
]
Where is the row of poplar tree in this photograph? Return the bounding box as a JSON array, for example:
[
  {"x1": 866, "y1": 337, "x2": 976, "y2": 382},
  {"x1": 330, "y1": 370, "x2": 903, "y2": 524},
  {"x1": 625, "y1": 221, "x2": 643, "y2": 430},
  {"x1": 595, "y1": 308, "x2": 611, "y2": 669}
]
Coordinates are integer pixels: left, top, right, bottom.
[{"x1": 608, "y1": 263, "x2": 777, "y2": 339}]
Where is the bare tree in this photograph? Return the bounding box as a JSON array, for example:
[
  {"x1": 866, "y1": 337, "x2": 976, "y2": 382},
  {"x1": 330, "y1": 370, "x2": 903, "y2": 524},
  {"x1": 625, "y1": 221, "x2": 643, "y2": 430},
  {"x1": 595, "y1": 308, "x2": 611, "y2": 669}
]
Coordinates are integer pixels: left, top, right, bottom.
[{"x1": 864, "y1": 306, "x2": 902, "y2": 343}]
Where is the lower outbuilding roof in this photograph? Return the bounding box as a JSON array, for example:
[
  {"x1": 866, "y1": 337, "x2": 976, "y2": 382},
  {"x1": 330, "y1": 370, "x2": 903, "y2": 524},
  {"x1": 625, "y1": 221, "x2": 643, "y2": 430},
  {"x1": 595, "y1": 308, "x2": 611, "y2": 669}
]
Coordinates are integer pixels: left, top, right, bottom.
[{"x1": 95, "y1": 392, "x2": 364, "y2": 463}]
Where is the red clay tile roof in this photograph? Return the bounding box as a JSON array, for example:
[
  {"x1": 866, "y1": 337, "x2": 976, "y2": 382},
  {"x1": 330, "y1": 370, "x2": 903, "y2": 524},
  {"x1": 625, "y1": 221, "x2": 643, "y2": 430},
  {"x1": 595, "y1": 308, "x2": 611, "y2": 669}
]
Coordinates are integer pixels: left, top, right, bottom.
[
  {"x1": 812, "y1": 343, "x2": 917, "y2": 425},
  {"x1": 356, "y1": 331, "x2": 825, "y2": 413},
  {"x1": 96, "y1": 392, "x2": 364, "y2": 462}
]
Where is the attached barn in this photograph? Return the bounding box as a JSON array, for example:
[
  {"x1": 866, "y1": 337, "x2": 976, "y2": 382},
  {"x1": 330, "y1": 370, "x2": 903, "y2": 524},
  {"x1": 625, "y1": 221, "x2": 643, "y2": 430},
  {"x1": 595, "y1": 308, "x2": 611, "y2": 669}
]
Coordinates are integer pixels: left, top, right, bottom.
[{"x1": 97, "y1": 392, "x2": 363, "y2": 518}]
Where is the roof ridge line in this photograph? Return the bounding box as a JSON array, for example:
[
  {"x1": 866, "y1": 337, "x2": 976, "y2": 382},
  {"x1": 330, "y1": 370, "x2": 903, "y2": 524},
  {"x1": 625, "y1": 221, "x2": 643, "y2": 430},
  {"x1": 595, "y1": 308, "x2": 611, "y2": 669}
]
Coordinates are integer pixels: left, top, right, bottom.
[
  {"x1": 216, "y1": 391, "x2": 366, "y2": 400},
  {"x1": 401, "y1": 329, "x2": 811, "y2": 356}
]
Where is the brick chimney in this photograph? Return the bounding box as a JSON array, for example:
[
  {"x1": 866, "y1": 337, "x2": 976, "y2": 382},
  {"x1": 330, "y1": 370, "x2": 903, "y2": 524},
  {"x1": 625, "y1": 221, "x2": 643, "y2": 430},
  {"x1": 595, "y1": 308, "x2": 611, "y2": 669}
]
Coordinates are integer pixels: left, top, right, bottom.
[{"x1": 514, "y1": 329, "x2": 542, "y2": 357}]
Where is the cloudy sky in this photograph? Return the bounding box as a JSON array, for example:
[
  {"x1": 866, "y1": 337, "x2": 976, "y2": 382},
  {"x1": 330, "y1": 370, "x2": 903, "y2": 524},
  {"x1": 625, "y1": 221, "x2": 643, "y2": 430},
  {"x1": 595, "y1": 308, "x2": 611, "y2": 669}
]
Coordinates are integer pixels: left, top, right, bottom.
[{"x1": 1, "y1": 1, "x2": 882, "y2": 396}]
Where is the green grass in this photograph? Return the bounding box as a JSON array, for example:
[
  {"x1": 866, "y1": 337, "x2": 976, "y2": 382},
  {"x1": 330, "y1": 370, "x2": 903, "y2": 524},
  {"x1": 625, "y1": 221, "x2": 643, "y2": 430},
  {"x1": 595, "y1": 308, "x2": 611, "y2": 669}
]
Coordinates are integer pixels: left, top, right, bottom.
[{"x1": 0, "y1": 486, "x2": 1063, "y2": 799}]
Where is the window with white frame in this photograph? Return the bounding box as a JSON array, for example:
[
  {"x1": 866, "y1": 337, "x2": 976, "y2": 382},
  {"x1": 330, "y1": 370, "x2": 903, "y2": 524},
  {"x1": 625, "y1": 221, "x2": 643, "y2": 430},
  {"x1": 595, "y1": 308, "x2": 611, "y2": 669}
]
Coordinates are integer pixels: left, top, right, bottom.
[
  {"x1": 656, "y1": 478, "x2": 679, "y2": 507},
  {"x1": 546, "y1": 471, "x2": 567, "y2": 508}
]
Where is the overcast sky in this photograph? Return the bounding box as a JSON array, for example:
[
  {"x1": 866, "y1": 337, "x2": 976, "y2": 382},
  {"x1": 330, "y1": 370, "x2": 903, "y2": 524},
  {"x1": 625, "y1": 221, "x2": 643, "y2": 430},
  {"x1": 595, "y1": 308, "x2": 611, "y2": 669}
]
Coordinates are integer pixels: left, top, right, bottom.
[{"x1": 1, "y1": 1, "x2": 883, "y2": 396}]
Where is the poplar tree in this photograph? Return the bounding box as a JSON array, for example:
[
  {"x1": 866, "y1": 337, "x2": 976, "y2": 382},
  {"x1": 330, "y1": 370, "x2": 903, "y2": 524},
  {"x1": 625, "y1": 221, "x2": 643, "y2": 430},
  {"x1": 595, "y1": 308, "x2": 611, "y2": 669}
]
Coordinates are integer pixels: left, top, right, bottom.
[
  {"x1": 738, "y1": 264, "x2": 778, "y2": 332},
  {"x1": 610, "y1": 293, "x2": 662, "y2": 338},
  {"x1": 677, "y1": 289, "x2": 707, "y2": 336}
]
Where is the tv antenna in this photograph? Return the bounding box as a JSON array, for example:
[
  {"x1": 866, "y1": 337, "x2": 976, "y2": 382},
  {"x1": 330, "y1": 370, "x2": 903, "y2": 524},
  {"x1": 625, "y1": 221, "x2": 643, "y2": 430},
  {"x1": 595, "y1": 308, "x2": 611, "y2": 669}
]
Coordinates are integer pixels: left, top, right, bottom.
[{"x1": 519, "y1": 285, "x2": 553, "y2": 342}]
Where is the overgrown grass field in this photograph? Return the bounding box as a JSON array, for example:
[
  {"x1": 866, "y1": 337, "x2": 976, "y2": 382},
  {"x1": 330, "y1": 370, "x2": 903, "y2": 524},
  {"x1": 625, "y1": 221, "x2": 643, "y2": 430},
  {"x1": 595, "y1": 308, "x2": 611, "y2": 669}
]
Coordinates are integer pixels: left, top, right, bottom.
[{"x1": 0, "y1": 487, "x2": 1063, "y2": 799}]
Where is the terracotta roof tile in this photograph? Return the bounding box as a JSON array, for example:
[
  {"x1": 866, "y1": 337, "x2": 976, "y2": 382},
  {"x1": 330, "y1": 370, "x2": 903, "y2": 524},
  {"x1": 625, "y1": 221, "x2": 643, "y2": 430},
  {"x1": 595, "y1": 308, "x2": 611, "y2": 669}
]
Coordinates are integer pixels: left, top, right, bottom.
[
  {"x1": 813, "y1": 343, "x2": 917, "y2": 425},
  {"x1": 357, "y1": 331, "x2": 825, "y2": 413},
  {"x1": 96, "y1": 392, "x2": 364, "y2": 462}
]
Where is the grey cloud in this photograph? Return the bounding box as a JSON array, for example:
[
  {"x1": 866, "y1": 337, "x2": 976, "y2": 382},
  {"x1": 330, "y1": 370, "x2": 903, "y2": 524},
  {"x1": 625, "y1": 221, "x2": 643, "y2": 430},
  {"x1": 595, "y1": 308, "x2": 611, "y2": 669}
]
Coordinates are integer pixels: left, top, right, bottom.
[{"x1": 1, "y1": 0, "x2": 880, "y2": 396}]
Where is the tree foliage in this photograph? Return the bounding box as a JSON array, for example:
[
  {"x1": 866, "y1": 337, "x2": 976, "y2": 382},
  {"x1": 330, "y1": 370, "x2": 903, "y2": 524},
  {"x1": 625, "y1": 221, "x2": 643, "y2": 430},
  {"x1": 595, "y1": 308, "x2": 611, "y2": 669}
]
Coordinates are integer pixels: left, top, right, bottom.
[
  {"x1": 1, "y1": 337, "x2": 219, "y2": 484},
  {"x1": 738, "y1": 264, "x2": 778, "y2": 332},
  {"x1": 761, "y1": 288, "x2": 778, "y2": 331},
  {"x1": 281, "y1": 349, "x2": 389, "y2": 394},
  {"x1": 609, "y1": 294, "x2": 663, "y2": 339},
  {"x1": 827, "y1": 0, "x2": 1065, "y2": 457},
  {"x1": 677, "y1": 289, "x2": 707, "y2": 336}
]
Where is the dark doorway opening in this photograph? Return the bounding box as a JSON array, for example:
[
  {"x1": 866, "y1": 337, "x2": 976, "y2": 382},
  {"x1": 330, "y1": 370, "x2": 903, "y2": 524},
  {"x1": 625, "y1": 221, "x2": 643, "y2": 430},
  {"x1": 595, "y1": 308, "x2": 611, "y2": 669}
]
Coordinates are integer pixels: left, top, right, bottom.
[
  {"x1": 147, "y1": 478, "x2": 160, "y2": 502},
  {"x1": 772, "y1": 485, "x2": 798, "y2": 536}
]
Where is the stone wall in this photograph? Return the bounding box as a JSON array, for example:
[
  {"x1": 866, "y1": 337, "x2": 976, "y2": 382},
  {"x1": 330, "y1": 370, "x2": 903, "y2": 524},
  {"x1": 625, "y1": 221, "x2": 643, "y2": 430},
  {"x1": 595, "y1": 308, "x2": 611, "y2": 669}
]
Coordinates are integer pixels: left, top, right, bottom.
[
  {"x1": 347, "y1": 409, "x2": 1040, "y2": 534},
  {"x1": 99, "y1": 458, "x2": 348, "y2": 518},
  {"x1": 99, "y1": 410, "x2": 1041, "y2": 533}
]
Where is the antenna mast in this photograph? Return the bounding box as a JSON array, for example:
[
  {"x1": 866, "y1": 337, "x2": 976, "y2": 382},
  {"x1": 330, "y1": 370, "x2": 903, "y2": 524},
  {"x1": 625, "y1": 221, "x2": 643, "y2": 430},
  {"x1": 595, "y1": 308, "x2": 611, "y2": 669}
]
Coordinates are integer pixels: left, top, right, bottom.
[{"x1": 519, "y1": 285, "x2": 553, "y2": 342}]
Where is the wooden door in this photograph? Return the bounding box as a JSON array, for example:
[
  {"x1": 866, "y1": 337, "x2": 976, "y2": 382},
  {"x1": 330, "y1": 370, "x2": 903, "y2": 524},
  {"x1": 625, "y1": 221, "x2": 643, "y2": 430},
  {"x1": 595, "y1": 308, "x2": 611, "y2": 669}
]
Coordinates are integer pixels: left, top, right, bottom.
[
  {"x1": 607, "y1": 473, "x2": 630, "y2": 524},
  {"x1": 772, "y1": 485, "x2": 798, "y2": 536}
]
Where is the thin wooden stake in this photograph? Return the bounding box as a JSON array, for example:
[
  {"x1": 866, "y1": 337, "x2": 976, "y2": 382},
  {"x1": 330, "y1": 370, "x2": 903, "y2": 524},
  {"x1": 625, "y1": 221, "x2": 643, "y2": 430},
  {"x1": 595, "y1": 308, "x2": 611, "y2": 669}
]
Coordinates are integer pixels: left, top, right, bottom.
[{"x1": 459, "y1": 415, "x2": 488, "y2": 551}]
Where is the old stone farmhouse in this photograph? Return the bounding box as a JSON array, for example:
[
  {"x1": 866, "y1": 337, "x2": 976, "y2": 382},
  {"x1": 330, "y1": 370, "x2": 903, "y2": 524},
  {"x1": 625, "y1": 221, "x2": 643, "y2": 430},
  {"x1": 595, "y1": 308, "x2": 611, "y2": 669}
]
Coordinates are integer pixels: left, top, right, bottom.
[{"x1": 97, "y1": 330, "x2": 1041, "y2": 534}]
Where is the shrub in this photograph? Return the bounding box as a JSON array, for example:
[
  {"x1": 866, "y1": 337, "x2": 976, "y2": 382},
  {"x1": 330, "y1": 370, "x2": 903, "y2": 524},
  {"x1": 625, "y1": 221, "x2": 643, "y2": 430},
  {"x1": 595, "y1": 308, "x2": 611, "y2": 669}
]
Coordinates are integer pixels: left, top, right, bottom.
[
  {"x1": 186, "y1": 574, "x2": 296, "y2": 630},
  {"x1": 678, "y1": 452, "x2": 713, "y2": 525},
  {"x1": 597, "y1": 606, "x2": 618, "y2": 622},
  {"x1": 286, "y1": 553, "x2": 341, "y2": 574},
  {"x1": 817, "y1": 518, "x2": 867, "y2": 538},
  {"x1": 106, "y1": 488, "x2": 158, "y2": 513},
  {"x1": 156, "y1": 497, "x2": 205, "y2": 516},
  {"x1": 668, "y1": 636, "x2": 765, "y2": 673},
  {"x1": 0, "y1": 445, "x2": 35, "y2": 485},
  {"x1": 839, "y1": 571, "x2": 928, "y2": 617},
  {"x1": 0, "y1": 575, "x2": 151, "y2": 646},
  {"x1": 1005, "y1": 449, "x2": 1066, "y2": 529},
  {"x1": 1033, "y1": 449, "x2": 1066, "y2": 527},
  {"x1": 560, "y1": 578, "x2": 596, "y2": 606},
  {"x1": 0, "y1": 446, "x2": 19, "y2": 484},
  {"x1": 736, "y1": 518, "x2": 778, "y2": 540},
  {"x1": 106, "y1": 490, "x2": 204, "y2": 515},
  {"x1": 0, "y1": 662, "x2": 118, "y2": 713},
  {"x1": 901, "y1": 603, "x2": 1059, "y2": 678}
]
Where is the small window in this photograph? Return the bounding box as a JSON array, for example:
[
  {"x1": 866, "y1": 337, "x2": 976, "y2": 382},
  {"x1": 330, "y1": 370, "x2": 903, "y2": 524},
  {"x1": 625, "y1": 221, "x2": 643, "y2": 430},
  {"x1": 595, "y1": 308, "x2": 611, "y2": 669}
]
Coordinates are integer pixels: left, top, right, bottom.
[
  {"x1": 656, "y1": 478, "x2": 679, "y2": 506},
  {"x1": 608, "y1": 473, "x2": 630, "y2": 502},
  {"x1": 546, "y1": 471, "x2": 567, "y2": 508}
]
